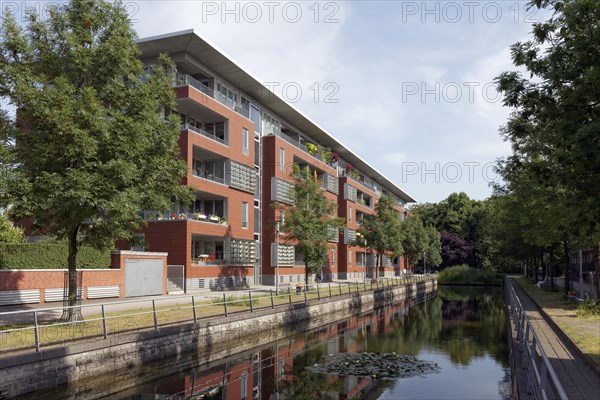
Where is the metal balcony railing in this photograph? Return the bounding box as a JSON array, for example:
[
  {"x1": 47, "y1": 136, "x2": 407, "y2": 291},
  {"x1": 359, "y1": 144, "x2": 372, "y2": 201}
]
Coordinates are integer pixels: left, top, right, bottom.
[{"x1": 174, "y1": 74, "x2": 250, "y2": 119}]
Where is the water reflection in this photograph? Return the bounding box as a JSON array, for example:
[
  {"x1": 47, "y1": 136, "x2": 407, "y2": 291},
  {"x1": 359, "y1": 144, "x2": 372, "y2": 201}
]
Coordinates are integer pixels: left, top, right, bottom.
[{"x1": 120, "y1": 287, "x2": 509, "y2": 400}]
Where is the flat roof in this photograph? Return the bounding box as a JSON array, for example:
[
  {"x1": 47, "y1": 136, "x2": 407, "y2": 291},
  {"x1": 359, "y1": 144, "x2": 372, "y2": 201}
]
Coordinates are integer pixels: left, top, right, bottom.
[{"x1": 137, "y1": 29, "x2": 416, "y2": 203}]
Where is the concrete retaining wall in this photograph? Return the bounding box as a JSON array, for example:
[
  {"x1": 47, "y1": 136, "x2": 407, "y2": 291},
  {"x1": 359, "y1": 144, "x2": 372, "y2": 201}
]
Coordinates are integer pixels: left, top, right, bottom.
[{"x1": 0, "y1": 279, "x2": 436, "y2": 399}]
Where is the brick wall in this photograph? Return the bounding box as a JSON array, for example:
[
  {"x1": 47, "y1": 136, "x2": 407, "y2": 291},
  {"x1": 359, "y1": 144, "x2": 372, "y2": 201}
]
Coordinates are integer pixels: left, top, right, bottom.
[{"x1": 0, "y1": 251, "x2": 168, "y2": 304}]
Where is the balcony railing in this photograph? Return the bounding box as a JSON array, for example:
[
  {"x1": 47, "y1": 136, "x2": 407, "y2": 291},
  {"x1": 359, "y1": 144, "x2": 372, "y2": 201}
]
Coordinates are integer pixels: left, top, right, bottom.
[
  {"x1": 142, "y1": 211, "x2": 227, "y2": 225},
  {"x1": 192, "y1": 170, "x2": 226, "y2": 185},
  {"x1": 174, "y1": 73, "x2": 250, "y2": 119},
  {"x1": 268, "y1": 130, "x2": 338, "y2": 175},
  {"x1": 343, "y1": 170, "x2": 378, "y2": 193},
  {"x1": 182, "y1": 123, "x2": 227, "y2": 145}
]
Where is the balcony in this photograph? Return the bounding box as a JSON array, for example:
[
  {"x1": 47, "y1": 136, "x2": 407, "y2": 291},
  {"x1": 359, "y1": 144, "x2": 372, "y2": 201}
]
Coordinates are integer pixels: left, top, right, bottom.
[
  {"x1": 267, "y1": 130, "x2": 339, "y2": 174},
  {"x1": 142, "y1": 210, "x2": 228, "y2": 226},
  {"x1": 192, "y1": 148, "x2": 227, "y2": 186},
  {"x1": 191, "y1": 237, "x2": 256, "y2": 266},
  {"x1": 182, "y1": 122, "x2": 227, "y2": 145},
  {"x1": 174, "y1": 74, "x2": 250, "y2": 119}
]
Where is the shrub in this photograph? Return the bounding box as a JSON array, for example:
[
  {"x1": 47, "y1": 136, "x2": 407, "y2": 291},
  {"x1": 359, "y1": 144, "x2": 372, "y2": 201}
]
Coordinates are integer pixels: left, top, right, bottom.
[
  {"x1": 0, "y1": 242, "x2": 111, "y2": 269},
  {"x1": 577, "y1": 299, "x2": 600, "y2": 318},
  {"x1": 438, "y1": 264, "x2": 504, "y2": 285}
]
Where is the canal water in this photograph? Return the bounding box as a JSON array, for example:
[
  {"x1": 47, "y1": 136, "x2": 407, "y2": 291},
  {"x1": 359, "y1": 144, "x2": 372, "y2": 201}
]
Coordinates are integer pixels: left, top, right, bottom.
[
  {"x1": 25, "y1": 286, "x2": 510, "y2": 399},
  {"x1": 119, "y1": 286, "x2": 510, "y2": 400}
]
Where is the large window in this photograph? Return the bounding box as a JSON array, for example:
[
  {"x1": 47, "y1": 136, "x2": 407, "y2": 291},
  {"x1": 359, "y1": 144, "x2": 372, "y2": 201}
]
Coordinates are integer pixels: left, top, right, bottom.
[
  {"x1": 242, "y1": 201, "x2": 248, "y2": 228},
  {"x1": 250, "y1": 104, "x2": 261, "y2": 134},
  {"x1": 280, "y1": 147, "x2": 285, "y2": 172},
  {"x1": 242, "y1": 128, "x2": 249, "y2": 155},
  {"x1": 204, "y1": 122, "x2": 226, "y2": 141}
]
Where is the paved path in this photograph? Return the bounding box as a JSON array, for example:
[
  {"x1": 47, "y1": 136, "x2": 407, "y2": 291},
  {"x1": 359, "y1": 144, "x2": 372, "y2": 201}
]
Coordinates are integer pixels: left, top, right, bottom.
[{"x1": 509, "y1": 279, "x2": 600, "y2": 400}]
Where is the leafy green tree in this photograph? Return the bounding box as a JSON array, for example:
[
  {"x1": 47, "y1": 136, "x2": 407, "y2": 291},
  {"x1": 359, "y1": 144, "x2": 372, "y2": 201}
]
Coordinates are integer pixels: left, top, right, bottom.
[
  {"x1": 399, "y1": 215, "x2": 442, "y2": 270},
  {"x1": 411, "y1": 192, "x2": 493, "y2": 268},
  {"x1": 0, "y1": 0, "x2": 191, "y2": 318},
  {"x1": 495, "y1": 0, "x2": 600, "y2": 288},
  {"x1": 278, "y1": 165, "x2": 344, "y2": 285},
  {"x1": 357, "y1": 195, "x2": 403, "y2": 277},
  {"x1": 0, "y1": 213, "x2": 24, "y2": 243}
]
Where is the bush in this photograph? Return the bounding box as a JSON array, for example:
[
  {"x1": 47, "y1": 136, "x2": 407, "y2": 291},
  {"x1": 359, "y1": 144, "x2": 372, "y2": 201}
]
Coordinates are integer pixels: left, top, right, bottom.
[
  {"x1": 577, "y1": 299, "x2": 600, "y2": 318},
  {"x1": 438, "y1": 264, "x2": 504, "y2": 285},
  {"x1": 0, "y1": 242, "x2": 111, "y2": 269}
]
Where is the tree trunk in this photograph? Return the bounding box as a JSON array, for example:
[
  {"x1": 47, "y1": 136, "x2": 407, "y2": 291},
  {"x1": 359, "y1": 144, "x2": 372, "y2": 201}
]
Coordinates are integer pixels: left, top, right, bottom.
[
  {"x1": 549, "y1": 245, "x2": 555, "y2": 291},
  {"x1": 563, "y1": 238, "x2": 570, "y2": 298},
  {"x1": 66, "y1": 225, "x2": 81, "y2": 321},
  {"x1": 594, "y1": 240, "x2": 600, "y2": 297}
]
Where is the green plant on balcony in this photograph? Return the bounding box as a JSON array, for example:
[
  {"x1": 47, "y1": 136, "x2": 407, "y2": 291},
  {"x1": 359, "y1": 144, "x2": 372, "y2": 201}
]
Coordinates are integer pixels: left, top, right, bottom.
[
  {"x1": 318, "y1": 145, "x2": 332, "y2": 164},
  {"x1": 306, "y1": 142, "x2": 318, "y2": 156},
  {"x1": 350, "y1": 169, "x2": 361, "y2": 180}
]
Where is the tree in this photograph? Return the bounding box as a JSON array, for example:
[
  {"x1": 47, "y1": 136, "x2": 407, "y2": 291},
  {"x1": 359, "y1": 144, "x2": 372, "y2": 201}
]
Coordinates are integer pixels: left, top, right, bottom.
[
  {"x1": 278, "y1": 165, "x2": 344, "y2": 285},
  {"x1": 357, "y1": 195, "x2": 403, "y2": 278},
  {"x1": 0, "y1": 0, "x2": 191, "y2": 319},
  {"x1": 0, "y1": 213, "x2": 24, "y2": 243},
  {"x1": 410, "y1": 192, "x2": 490, "y2": 269},
  {"x1": 400, "y1": 215, "x2": 442, "y2": 271},
  {"x1": 495, "y1": 0, "x2": 600, "y2": 289},
  {"x1": 440, "y1": 231, "x2": 474, "y2": 268}
]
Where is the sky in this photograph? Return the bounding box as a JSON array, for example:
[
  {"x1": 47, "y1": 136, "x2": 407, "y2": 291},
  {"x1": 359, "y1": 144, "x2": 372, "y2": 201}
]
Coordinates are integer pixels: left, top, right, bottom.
[{"x1": 2, "y1": 1, "x2": 549, "y2": 203}]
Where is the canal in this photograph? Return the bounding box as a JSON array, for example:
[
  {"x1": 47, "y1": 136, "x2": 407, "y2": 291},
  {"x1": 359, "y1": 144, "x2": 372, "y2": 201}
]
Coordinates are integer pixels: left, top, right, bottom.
[{"x1": 27, "y1": 286, "x2": 511, "y2": 399}]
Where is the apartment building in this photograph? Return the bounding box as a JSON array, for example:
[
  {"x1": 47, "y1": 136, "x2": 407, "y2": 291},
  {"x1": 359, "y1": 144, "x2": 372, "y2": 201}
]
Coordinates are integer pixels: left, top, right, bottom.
[{"x1": 135, "y1": 30, "x2": 415, "y2": 290}]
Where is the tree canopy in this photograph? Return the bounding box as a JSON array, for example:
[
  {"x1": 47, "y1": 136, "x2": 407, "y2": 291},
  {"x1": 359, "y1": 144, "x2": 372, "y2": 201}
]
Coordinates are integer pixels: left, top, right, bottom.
[
  {"x1": 0, "y1": 213, "x2": 24, "y2": 244},
  {"x1": 0, "y1": 0, "x2": 191, "y2": 315},
  {"x1": 494, "y1": 0, "x2": 600, "y2": 288}
]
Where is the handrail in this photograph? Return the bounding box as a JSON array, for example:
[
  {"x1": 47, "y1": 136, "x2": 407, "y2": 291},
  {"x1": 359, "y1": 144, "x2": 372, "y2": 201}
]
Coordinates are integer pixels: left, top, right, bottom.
[
  {"x1": 506, "y1": 278, "x2": 568, "y2": 400},
  {"x1": 0, "y1": 275, "x2": 436, "y2": 353}
]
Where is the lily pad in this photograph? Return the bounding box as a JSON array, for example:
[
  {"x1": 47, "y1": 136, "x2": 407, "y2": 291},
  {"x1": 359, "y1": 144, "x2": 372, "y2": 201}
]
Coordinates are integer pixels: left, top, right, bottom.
[{"x1": 307, "y1": 352, "x2": 440, "y2": 380}]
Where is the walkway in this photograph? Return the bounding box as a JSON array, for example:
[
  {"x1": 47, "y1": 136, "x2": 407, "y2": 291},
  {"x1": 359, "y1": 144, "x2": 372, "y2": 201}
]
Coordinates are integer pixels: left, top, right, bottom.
[{"x1": 509, "y1": 278, "x2": 600, "y2": 400}]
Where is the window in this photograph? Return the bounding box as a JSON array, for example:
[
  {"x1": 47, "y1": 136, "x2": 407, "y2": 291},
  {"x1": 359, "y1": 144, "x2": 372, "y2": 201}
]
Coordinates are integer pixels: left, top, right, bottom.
[
  {"x1": 242, "y1": 201, "x2": 248, "y2": 228},
  {"x1": 349, "y1": 250, "x2": 352, "y2": 266},
  {"x1": 250, "y1": 104, "x2": 261, "y2": 134},
  {"x1": 242, "y1": 128, "x2": 249, "y2": 155},
  {"x1": 349, "y1": 206, "x2": 352, "y2": 222},
  {"x1": 240, "y1": 373, "x2": 248, "y2": 400},
  {"x1": 280, "y1": 147, "x2": 285, "y2": 172}
]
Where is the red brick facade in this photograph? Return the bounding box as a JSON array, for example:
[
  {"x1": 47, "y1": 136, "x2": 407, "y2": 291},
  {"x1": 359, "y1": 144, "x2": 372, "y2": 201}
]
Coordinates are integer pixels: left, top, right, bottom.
[{"x1": 1, "y1": 251, "x2": 168, "y2": 304}]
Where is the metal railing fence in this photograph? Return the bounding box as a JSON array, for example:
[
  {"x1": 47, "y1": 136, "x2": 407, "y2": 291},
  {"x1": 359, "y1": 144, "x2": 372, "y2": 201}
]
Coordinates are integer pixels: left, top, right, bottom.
[
  {"x1": 0, "y1": 275, "x2": 435, "y2": 354},
  {"x1": 506, "y1": 279, "x2": 568, "y2": 400}
]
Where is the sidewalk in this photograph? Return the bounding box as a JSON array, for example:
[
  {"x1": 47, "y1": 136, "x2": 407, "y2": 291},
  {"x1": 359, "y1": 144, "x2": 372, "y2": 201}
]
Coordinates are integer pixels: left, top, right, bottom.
[{"x1": 510, "y1": 279, "x2": 600, "y2": 400}]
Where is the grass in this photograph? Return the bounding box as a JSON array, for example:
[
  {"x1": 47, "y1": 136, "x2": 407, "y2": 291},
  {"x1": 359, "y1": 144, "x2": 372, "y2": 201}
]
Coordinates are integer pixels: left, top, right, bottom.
[
  {"x1": 515, "y1": 277, "x2": 600, "y2": 367},
  {"x1": 0, "y1": 276, "x2": 432, "y2": 352},
  {"x1": 438, "y1": 264, "x2": 504, "y2": 285}
]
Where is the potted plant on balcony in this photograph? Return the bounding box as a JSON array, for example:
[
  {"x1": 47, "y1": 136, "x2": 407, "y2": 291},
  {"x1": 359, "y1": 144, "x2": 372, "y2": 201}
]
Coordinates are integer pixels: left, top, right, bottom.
[
  {"x1": 306, "y1": 142, "x2": 318, "y2": 156},
  {"x1": 318, "y1": 145, "x2": 332, "y2": 164},
  {"x1": 219, "y1": 217, "x2": 228, "y2": 225},
  {"x1": 330, "y1": 152, "x2": 340, "y2": 165},
  {"x1": 178, "y1": 213, "x2": 186, "y2": 220},
  {"x1": 209, "y1": 214, "x2": 220, "y2": 222}
]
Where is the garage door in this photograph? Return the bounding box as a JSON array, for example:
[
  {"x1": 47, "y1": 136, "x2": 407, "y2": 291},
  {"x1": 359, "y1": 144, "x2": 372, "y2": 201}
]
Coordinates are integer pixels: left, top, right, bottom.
[{"x1": 125, "y1": 258, "x2": 164, "y2": 297}]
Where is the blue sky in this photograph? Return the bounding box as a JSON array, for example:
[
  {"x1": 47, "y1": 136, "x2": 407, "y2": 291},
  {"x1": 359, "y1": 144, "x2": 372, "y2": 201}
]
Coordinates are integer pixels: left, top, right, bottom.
[{"x1": 3, "y1": 1, "x2": 549, "y2": 203}]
